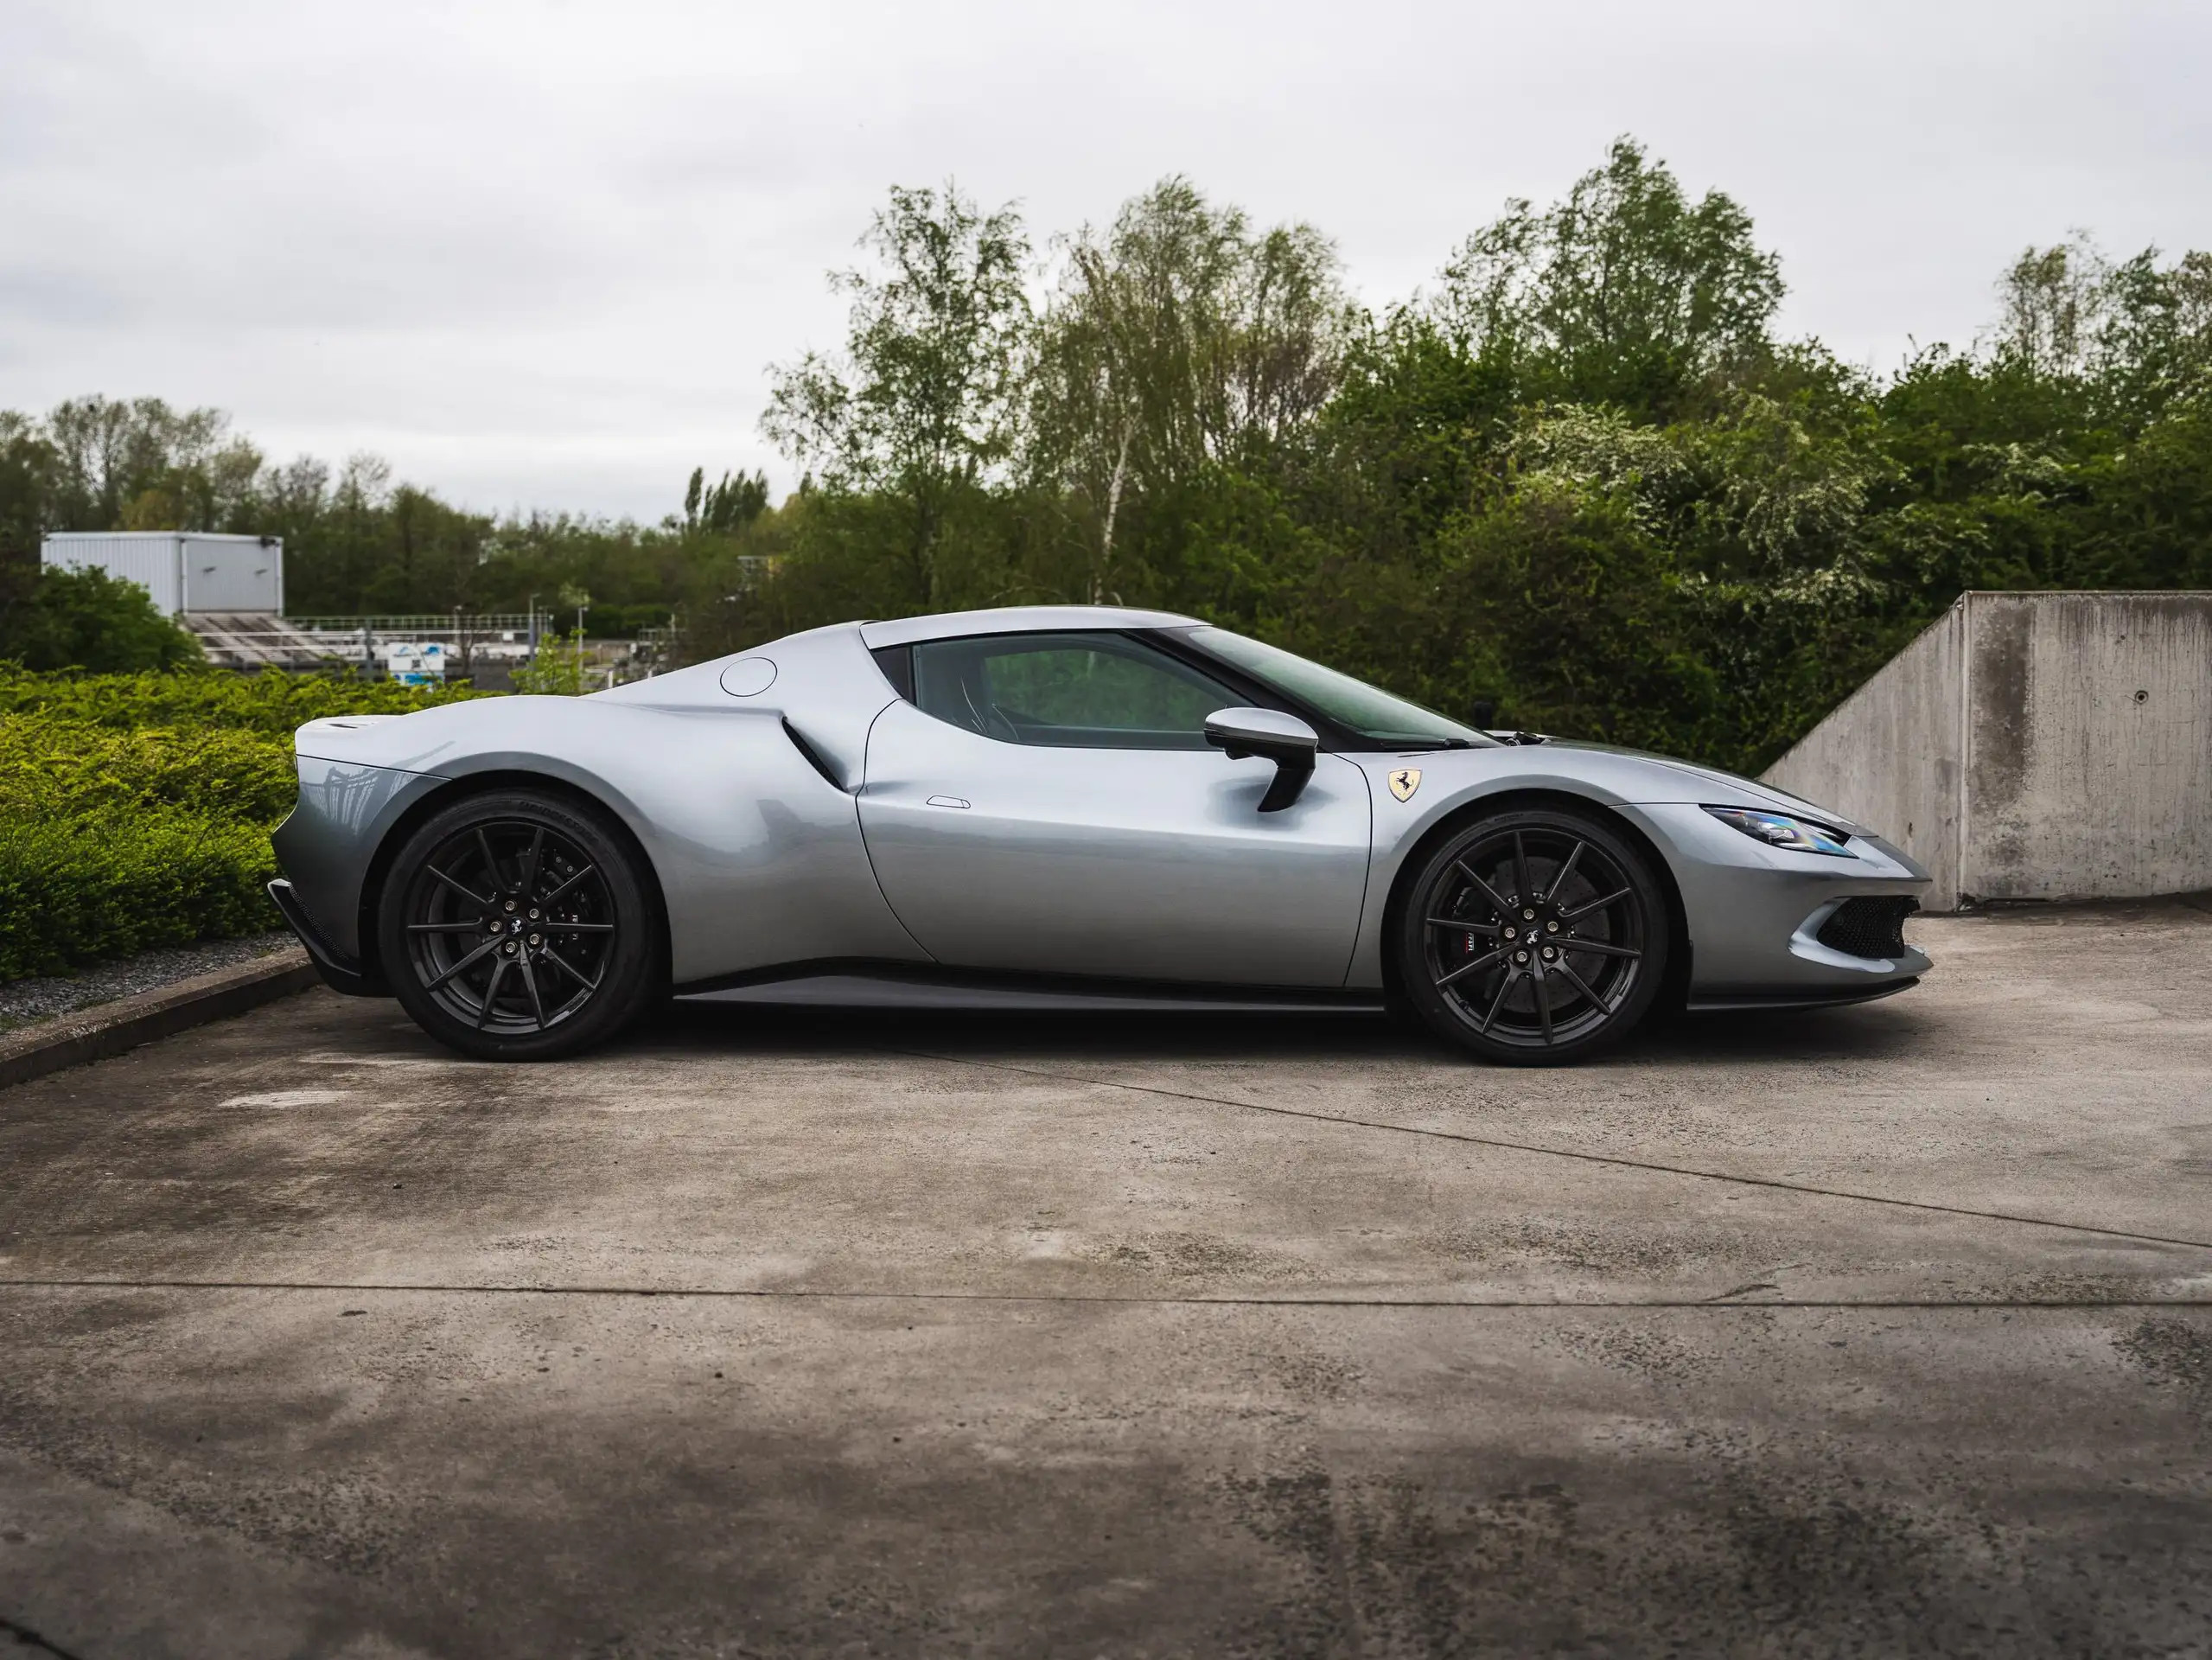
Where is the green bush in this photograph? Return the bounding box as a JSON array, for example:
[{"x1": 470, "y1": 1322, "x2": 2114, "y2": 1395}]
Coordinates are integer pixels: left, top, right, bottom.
[
  {"x1": 508, "y1": 630, "x2": 588, "y2": 695},
  {"x1": 0, "y1": 662, "x2": 480, "y2": 734},
  {"x1": 0, "y1": 718, "x2": 297, "y2": 822},
  {"x1": 0, "y1": 664, "x2": 492, "y2": 981},
  {"x1": 0, "y1": 566, "x2": 204, "y2": 673},
  {"x1": 0, "y1": 807, "x2": 278, "y2": 979}
]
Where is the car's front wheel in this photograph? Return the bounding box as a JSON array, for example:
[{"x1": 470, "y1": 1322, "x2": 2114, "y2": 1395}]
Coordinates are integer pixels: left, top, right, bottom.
[
  {"x1": 379, "y1": 789, "x2": 657, "y2": 1060},
  {"x1": 1394, "y1": 806, "x2": 1668, "y2": 1065}
]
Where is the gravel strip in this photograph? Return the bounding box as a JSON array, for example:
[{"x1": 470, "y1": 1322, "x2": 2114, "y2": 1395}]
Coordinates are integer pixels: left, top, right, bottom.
[{"x1": 0, "y1": 932, "x2": 299, "y2": 1034}]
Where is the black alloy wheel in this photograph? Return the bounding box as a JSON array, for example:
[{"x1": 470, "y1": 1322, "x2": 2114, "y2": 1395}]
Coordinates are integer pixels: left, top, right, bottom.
[
  {"x1": 1396, "y1": 808, "x2": 1668, "y2": 1065},
  {"x1": 379, "y1": 790, "x2": 656, "y2": 1060}
]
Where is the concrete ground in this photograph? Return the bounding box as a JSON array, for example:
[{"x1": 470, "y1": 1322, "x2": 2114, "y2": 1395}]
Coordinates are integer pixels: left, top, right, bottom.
[{"x1": 2, "y1": 903, "x2": 2208, "y2": 1659}]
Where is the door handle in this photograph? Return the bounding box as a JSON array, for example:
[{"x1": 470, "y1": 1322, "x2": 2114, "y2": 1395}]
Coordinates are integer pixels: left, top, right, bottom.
[{"x1": 925, "y1": 795, "x2": 971, "y2": 809}]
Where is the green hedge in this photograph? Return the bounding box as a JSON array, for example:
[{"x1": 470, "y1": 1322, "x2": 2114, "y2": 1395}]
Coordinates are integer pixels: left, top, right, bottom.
[
  {"x1": 0, "y1": 662, "x2": 481, "y2": 735},
  {"x1": 0, "y1": 665, "x2": 486, "y2": 980},
  {"x1": 1, "y1": 718, "x2": 297, "y2": 822},
  {"x1": 0, "y1": 808, "x2": 279, "y2": 979}
]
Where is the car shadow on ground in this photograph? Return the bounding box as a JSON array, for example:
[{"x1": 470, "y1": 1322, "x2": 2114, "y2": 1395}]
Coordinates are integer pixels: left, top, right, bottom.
[{"x1": 630, "y1": 993, "x2": 1936, "y2": 1071}]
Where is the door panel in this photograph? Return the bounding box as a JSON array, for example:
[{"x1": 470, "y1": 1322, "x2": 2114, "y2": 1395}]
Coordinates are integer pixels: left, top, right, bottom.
[{"x1": 858, "y1": 698, "x2": 1373, "y2": 986}]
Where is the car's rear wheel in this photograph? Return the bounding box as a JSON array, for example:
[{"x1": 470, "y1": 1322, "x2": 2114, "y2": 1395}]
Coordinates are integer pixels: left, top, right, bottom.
[
  {"x1": 379, "y1": 790, "x2": 656, "y2": 1060},
  {"x1": 1395, "y1": 806, "x2": 1668, "y2": 1065}
]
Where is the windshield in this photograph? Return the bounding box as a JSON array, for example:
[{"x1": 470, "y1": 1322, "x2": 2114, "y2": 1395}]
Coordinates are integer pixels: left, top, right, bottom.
[{"x1": 1179, "y1": 627, "x2": 1493, "y2": 748}]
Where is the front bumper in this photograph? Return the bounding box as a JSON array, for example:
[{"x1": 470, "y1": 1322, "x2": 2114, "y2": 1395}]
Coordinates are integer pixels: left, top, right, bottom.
[{"x1": 1628, "y1": 803, "x2": 1933, "y2": 1008}]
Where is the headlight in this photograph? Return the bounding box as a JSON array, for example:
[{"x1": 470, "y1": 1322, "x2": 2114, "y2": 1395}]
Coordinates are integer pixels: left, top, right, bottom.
[{"x1": 1703, "y1": 806, "x2": 1855, "y2": 858}]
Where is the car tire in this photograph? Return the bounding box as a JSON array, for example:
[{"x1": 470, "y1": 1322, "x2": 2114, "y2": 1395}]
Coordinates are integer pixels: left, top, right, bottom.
[
  {"x1": 1394, "y1": 806, "x2": 1669, "y2": 1066},
  {"x1": 378, "y1": 789, "x2": 658, "y2": 1061}
]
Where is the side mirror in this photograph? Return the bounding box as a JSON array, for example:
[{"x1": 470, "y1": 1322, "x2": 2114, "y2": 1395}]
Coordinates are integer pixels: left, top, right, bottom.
[{"x1": 1204, "y1": 707, "x2": 1319, "y2": 814}]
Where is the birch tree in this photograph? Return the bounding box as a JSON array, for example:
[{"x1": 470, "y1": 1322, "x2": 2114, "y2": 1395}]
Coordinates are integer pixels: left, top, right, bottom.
[
  {"x1": 762, "y1": 183, "x2": 1030, "y2": 608},
  {"x1": 1030, "y1": 177, "x2": 1350, "y2": 599}
]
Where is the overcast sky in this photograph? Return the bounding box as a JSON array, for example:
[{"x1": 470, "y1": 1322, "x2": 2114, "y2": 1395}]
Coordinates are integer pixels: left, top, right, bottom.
[{"x1": 3, "y1": 0, "x2": 2208, "y2": 521}]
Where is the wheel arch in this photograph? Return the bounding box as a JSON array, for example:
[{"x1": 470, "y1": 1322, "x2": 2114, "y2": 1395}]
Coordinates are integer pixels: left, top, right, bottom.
[
  {"x1": 357, "y1": 769, "x2": 673, "y2": 996},
  {"x1": 1376, "y1": 786, "x2": 1692, "y2": 1016}
]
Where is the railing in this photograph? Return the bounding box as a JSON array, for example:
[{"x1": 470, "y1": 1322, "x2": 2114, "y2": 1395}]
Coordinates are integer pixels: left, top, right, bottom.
[
  {"x1": 287, "y1": 614, "x2": 547, "y2": 638},
  {"x1": 169, "y1": 615, "x2": 533, "y2": 679},
  {"x1": 183, "y1": 613, "x2": 686, "y2": 686}
]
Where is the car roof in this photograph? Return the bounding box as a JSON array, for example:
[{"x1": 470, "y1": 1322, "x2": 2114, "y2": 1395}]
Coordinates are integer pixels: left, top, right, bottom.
[{"x1": 857, "y1": 605, "x2": 1198, "y2": 649}]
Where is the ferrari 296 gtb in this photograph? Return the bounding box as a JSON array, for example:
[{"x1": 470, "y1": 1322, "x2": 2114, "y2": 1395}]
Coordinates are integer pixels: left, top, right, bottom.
[{"x1": 267, "y1": 606, "x2": 1931, "y2": 1065}]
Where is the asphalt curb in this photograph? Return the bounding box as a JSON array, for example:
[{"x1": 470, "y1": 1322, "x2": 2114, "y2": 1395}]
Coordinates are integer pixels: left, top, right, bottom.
[{"x1": 0, "y1": 949, "x2": 320, "y2": 1093}]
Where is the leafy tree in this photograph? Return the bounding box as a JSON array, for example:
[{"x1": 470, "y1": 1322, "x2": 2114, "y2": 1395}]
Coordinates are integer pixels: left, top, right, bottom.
[
  {"x1": 1435, "y1": 137, "x2": 1783, "y2": 418},
  {"x1": 1993, "y1": 233, "x2": 2114, "y2": 380},
  {"x1": 0, "y1": 415, "x2": 59, "y2": 566},
  {"x1": 2081, "y1": 392, "x2": 2212, "y2": 587},
  {"x1": 2104, "y1": 249, "x2": 2212, "y2": 412},
  {"x1": 41, "y1": 396, "x2": 263, "y2": 532},
  {"x1": 1993, "y1": 236, "x2": 2212, "y2": 423},
  {"x1": 762, "y1": 183, "x2": 1031, "y2": 609},
  {"x1": 682, "y1": 467, "x2": 770, "y2": 534},
  {"x1": 0, "y1": 566, "x2": 203, "y2": 672},
  {"x1": 1028, "y1": 176, "x2": 1352, "y2": 600}
]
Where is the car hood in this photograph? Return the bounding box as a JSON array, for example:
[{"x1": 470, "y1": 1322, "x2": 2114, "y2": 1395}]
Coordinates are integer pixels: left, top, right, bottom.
[
  {"x1": 1605, "y1": 748, "x2": 1860, "y2": 830},
  {"x1": 1423, "y1": 737, "x2": 1867, "y2": 833}
]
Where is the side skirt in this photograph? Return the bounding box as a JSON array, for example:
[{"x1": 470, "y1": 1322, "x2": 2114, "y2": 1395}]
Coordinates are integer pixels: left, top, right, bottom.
[{"x1": 674, "y1": 960, "x2": 1386, "y2": 1016}]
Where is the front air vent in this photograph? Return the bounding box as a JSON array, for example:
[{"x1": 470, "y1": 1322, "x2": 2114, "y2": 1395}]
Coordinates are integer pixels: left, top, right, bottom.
[{"x1": 1817, "y1": 897, "x2": 1918, "y2": 960}]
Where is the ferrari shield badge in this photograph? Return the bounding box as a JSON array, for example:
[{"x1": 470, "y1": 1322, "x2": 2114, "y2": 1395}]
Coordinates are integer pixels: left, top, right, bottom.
[{"x1": 1387, "y1": 768, "x2": 1422, "y2": 802}]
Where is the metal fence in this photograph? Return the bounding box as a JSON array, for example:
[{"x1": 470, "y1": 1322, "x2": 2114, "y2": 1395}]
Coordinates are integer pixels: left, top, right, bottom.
[
  {"x1": 261, "y1": 616, "x2": 548, "y2": 681},
  {"x1": 180, "y1": 612, "x2": 685, "y2": 685},
  {"x1": 288, "y1": 614, "x2": 543, "y2": 635}
]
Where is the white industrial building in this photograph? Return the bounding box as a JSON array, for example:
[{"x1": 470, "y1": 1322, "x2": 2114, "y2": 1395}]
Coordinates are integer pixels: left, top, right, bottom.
[
  {"x1": 1763, "y1": 591, "x2": 2212, "y2": 910},
  {"x1": 37, "y1": 530, "x2": 346, "y2": 668},
  {"x1": 41, "y1": 530, "x2": 284, "y2": 616}
]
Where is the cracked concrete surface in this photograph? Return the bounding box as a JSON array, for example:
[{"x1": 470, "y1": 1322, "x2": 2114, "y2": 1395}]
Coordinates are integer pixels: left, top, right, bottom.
[{"x1": 2, "y1": 903, "x2": 2209, "y2": 1657}]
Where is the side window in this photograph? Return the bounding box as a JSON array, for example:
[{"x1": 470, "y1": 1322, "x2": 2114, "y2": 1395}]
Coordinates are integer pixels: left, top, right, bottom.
[{"x1": 910, "y1": 633, "x2": 1236, "y2": 749}]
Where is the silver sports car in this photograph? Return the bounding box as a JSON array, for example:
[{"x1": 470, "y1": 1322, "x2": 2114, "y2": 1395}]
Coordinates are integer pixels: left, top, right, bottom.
[{"x1": 268, "y1": 605, "x2": 1930, "y2": 1064}]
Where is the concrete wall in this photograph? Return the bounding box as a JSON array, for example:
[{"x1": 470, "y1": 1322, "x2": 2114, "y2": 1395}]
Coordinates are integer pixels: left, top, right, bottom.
[
  {"x1": 1764, "y1": 602, "x2": 1965, "y2": 906},
  {"x1": 1763, "y1": 591, "x2": 2212, "y2": 910}
]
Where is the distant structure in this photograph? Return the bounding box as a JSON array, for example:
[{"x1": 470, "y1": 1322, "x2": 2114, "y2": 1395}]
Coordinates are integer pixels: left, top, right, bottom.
[
  {"x1": 42, "y1": 530, "x2": 280, "y2": 613},
  {"x1": 1763, "y1": 591, "x2": 2212, "y2": 910},
  {"x1": 41, "y1": 530, "x2": 326, "y2": 668}
]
